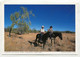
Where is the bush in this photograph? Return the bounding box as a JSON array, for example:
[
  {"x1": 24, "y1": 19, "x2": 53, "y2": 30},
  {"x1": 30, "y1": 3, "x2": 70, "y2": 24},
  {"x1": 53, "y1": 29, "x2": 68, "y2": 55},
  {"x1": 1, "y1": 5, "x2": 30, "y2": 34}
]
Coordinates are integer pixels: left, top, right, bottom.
[
  {"x1": 53, "y1": 31, "x2": 75, "y2": 33},
  {"x1": 29, "y1": 29, "x2": 40, "y2": 33},
  {"x1": 63, "y1": 31, "x2": 75, "y2": 33}
]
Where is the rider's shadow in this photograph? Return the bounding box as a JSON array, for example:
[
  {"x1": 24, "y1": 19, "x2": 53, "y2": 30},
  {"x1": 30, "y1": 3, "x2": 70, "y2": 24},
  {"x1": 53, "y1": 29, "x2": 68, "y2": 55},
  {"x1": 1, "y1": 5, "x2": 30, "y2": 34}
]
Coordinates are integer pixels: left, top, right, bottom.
[{"x1": 28, "y1": 41, "x2": 38, "y2": 47}]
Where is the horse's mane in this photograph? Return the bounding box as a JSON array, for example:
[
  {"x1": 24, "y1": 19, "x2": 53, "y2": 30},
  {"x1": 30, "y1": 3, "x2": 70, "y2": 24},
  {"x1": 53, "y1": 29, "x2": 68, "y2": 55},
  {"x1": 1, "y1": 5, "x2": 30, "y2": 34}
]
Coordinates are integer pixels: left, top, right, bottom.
[
  {"x1": 53, "y1": 31, "x2": 61, "y2": 34},
  {"x1": 53, "y1": 31, "x2": 62, "y2": 40},
  {"x1": 53, "y1": 31, "x2": 61, "y2": 35}
]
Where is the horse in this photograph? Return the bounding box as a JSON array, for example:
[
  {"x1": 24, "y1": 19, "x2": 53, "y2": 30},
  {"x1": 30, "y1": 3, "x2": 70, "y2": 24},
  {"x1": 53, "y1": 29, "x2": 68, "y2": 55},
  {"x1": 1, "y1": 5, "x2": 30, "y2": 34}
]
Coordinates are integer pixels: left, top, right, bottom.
[
  {"x1": 49, "y1": 32, "x2": 62, "y2": 46},
  {"x1": 35, "y1": 32, "x2": 50, "y2": 48},
  {"x1": 35, "y1": 32, "x2": 63, "y2": 48}
]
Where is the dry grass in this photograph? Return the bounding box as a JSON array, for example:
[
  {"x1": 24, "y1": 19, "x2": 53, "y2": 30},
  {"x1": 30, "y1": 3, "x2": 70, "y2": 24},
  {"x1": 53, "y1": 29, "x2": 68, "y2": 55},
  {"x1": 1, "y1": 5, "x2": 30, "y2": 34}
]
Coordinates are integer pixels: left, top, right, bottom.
[{"x1": 5, "y1": 32, "x2": 75, "y2": 52}]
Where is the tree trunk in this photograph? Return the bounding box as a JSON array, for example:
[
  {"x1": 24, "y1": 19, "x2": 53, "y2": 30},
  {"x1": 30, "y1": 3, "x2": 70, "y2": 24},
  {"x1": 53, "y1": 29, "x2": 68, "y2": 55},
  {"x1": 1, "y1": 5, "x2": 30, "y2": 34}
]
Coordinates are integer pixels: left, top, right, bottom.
[{"x1": 9, "y1": 28, "x2": 12, "y2": 37}]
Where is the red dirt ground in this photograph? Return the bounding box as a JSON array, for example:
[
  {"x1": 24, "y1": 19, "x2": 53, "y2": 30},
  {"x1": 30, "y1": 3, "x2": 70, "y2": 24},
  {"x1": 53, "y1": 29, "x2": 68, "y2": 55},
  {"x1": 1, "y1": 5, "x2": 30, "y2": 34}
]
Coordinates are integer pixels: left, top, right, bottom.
[{"x1": 5, "y1": 32, "x2": 75, "y2": 52}]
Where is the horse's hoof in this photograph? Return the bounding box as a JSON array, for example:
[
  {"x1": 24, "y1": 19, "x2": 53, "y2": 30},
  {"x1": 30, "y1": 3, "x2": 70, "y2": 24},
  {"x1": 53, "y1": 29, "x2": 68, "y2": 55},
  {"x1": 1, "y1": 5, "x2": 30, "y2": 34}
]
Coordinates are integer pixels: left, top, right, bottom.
[{"x1": 48, "y1": 48, "x2": 51, "y2": 51}]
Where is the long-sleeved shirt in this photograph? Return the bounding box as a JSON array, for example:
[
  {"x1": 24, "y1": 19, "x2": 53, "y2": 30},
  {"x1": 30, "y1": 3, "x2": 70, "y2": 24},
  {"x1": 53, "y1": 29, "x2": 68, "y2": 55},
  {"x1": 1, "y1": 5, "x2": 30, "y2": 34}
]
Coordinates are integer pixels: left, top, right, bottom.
[{"x1": 48, "y1": 29, "x2": 53, "y2": 35}]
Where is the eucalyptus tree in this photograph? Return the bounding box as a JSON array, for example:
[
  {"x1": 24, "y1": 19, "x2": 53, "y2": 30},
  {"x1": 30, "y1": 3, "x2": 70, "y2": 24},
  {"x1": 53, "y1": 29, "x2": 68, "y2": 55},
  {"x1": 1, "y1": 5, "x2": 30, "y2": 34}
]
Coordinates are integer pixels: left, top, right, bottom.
[
  {"x1": 9, "y1": 12, "x2": 20, "y2": 37},
  {"x1": 17, "y1": 7, "x2": 35, "y2": 34},
  {"x1": 9, "y1": 7, "x2": 35, "y2": 36}
]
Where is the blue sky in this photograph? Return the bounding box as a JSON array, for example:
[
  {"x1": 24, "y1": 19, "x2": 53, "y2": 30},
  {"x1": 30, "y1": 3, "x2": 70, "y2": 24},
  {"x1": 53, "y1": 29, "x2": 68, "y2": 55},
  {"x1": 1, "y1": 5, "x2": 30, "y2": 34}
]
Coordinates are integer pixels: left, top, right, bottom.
[{"x1": 5, "y1": 5, "x2": 75, "y2": 32}]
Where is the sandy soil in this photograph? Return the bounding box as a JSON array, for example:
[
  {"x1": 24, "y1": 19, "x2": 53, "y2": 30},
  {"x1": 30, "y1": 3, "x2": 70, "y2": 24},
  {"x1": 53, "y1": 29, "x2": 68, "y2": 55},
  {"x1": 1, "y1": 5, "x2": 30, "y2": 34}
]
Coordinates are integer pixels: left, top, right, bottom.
[{"x1": 5, "y1": 32, "x2": 75, "y2": 52}]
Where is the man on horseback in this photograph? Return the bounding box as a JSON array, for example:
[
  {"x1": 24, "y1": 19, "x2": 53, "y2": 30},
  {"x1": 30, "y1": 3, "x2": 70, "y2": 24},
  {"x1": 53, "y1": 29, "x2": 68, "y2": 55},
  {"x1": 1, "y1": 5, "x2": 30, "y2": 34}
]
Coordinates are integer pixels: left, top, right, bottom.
[
  {"x1": 48, "y1": 26, "x2": 53, "y2": 39},
  {"x1": 40, "y1": 25, "x2": 45, "y2": 41}
]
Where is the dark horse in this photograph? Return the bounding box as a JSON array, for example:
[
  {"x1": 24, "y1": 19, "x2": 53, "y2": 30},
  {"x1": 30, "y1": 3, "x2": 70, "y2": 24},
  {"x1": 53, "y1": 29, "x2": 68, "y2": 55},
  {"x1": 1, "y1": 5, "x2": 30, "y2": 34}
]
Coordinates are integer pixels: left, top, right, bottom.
[
  {"x1": 35, "y1": 32, "x2": 63, "y2": 48},
  {"x1": 50, "y1": 32, "x2": 62, "y2": 46},
  {"x1": 35, "y1": 32, "x2": 50, "y2": 48}
]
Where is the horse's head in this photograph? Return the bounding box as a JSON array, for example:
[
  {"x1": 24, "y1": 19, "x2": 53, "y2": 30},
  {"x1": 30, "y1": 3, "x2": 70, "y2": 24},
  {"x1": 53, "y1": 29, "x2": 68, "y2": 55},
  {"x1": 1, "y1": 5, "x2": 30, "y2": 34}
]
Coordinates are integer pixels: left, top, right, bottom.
[{"x1": 53, "y1": 32, "x2": 63, "y2": 40}]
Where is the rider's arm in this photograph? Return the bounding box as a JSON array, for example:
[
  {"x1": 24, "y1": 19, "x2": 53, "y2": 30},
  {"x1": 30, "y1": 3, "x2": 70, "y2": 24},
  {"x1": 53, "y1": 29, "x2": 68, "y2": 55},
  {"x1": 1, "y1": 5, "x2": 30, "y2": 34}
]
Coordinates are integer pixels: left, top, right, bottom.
[{"x1": 48, "y1": 29, "x2": 50, "y2": 32}]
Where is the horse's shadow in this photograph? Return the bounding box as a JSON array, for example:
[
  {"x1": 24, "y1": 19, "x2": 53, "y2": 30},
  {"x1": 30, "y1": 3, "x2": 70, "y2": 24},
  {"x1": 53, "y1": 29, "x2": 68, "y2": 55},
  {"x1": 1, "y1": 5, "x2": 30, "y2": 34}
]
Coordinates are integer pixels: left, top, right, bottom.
[{"x1": 28, "y1": 41, "x2": 38, "y2": 47}]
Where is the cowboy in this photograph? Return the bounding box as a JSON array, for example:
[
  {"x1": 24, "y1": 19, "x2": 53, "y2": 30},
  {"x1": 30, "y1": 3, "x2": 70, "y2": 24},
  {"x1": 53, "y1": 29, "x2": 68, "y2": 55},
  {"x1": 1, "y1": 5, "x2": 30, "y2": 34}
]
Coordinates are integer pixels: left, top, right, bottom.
[
  {"x1": 40, "y1": 25, "x2": 45, "y2": 41},
  {"x1": 48, "y1": 26, "x2": 53, "y2": 38},
  {"x1": 40, "y1": 25, "x2": 45, "y2": 36}
]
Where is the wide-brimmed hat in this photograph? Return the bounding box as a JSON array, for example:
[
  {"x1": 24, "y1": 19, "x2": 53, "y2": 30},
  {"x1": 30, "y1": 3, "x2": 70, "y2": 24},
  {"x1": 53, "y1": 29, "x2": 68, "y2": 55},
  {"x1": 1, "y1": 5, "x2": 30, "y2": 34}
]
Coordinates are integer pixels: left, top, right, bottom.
[{"x1": 42, "y1": 25, "x2": 44, "y2": 27}]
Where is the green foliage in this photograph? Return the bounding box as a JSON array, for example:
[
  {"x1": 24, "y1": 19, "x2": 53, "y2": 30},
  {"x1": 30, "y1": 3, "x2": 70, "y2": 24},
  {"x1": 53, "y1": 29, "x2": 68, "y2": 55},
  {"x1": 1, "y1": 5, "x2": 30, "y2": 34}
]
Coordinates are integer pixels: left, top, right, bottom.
[
  {"x1": 10, "y1": 12, "x2": 20, "y2": 23},
  {"x1": 30, "y1": 10, "x2": 35, "y2": 16},
  {"x1": 11, "y1": 28, "x2": 18, "y2": 33},
  {"x1": 63, "y1": 31, "x2": 75, "y2": 33},
  {"x1": 32, "y1": 28, "x2": 37, "y2": 33},
  {"x1": 54, "y1": 31, "x2": 61, "y2": 33},
  {"x1": 17, "y1": 7, "x2": 35, "y2": 34},
  {"x1": 10, "y1": 12, "x2": 20, "y2": 29},
  {"x1": 10, "y1": 14, "x2": 15, "y2": 23},
  {"x1": 28, "y1": 28, "x2": 40, "y2": 33},
  {"x1": 15, "y1": 12, "x2": 20, "y2": 19},
  {"x1": 8, "y1": 7, "x2": 35, "y2": 35},
  {"x1": 17, "y1": 22, "x2": 30, "y2": 34},
  {"x1": 54, "y1": 31, "x2": 75, "y2": 33},
  {"x1": 5, "y1": 26, "x2": 10, "y2": 32},
  {"x1": 20, "y1": 7, "x2": 29, "y2": 19}
]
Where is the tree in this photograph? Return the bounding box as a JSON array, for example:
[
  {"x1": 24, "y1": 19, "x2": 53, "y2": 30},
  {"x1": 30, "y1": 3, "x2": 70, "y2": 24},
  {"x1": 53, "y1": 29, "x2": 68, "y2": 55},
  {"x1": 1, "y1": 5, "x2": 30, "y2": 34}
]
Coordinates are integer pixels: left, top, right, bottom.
[
  {"x1": 9, "y1": 12, "x2": 20, "y2": 37},
  {"x1": 17, "y1": 7, "x2": 35, "y2": 34},
  {"x1": 9, "y1": 7, "x2": 35, "y2": 36}
]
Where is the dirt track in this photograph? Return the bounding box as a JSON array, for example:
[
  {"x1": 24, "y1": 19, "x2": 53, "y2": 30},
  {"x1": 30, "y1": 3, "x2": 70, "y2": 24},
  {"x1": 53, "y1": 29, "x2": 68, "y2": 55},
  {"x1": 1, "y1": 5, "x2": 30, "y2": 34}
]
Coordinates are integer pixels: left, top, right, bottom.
[{"x1": 5, "y1": 32, "x2": 75, "y2": 51}]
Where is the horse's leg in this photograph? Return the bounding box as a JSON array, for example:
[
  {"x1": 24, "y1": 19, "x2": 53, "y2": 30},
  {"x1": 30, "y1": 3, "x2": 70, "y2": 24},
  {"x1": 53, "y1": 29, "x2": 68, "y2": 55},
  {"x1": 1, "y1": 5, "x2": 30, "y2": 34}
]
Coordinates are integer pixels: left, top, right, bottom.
[
  {"x1": 43, "y1": 42, "x2": 46, "y2": 49},
  {"x1": 54, "y1": 38, "x2": 55, "y2": 47},
  {"x1": 51, "y1": 39, "x2": 52, "y2": 46},
  {"x1": 38, "y1": 40, "x2": 39, "y2": 45},
  {"x1": 46, "y1": 39, "x2": 48, "y2": 45}
]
